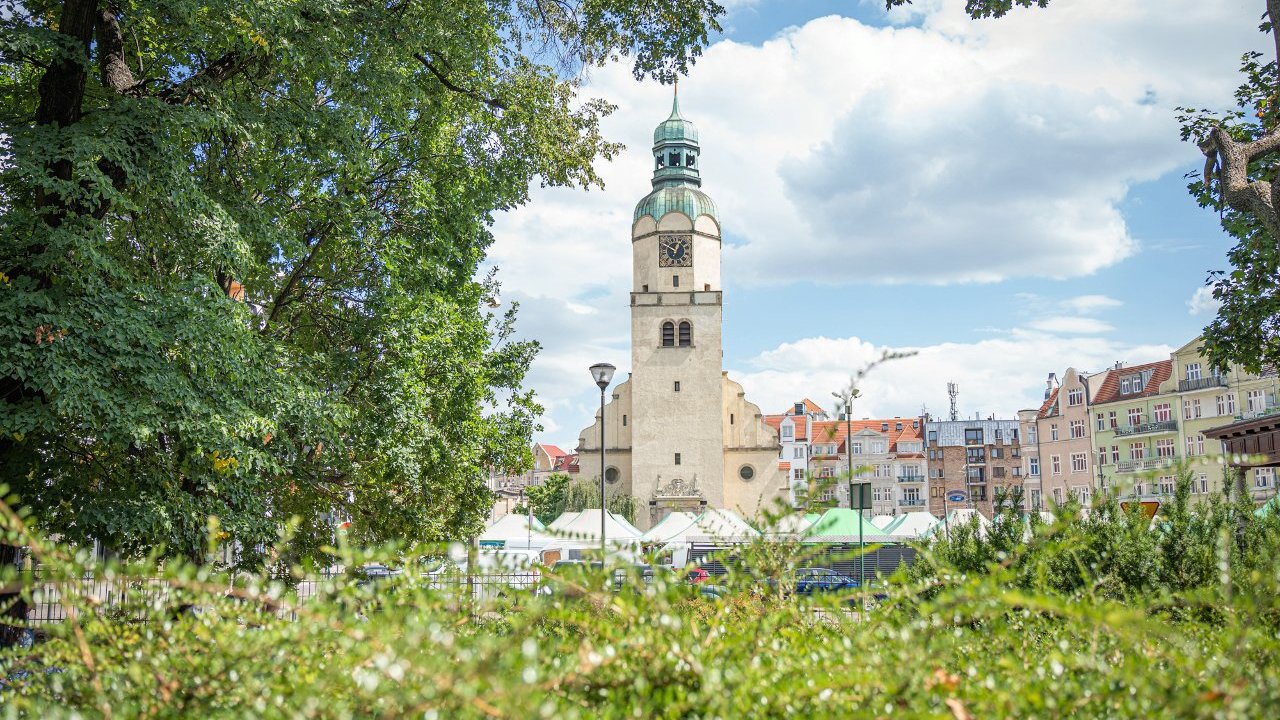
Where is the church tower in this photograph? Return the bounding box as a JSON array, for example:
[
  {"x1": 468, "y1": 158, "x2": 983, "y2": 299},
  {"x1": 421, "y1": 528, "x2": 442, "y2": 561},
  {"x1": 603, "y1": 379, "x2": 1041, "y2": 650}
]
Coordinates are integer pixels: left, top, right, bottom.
[
  {"x1": 574, "y1": 91, "x2": 789, "y2": 530},
  {"x1": 629, "y1": 92, "x2": 726, "y2": 513}
]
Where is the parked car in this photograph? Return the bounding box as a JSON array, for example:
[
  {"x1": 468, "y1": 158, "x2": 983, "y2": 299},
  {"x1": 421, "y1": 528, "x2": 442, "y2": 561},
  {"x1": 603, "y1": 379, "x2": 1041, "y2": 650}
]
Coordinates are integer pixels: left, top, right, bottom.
[
  {"x1": 794, "y1": 568, "x2": 860, "y2": 595},
  {"x1": 685, "y1": 568, "x2": 710, "y2": 584}
]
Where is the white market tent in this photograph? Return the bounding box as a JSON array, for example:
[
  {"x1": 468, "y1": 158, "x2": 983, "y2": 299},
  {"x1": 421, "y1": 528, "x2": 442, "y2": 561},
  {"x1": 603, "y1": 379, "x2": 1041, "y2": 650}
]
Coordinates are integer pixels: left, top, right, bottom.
[
  {"x1": 871, "y1": 514, "x2": 898, "y2": 531},
  {"x1": 480, "y1": 514, "x2": 554, "y2": 547},
  {"x1": 884, "y1": 512, "x2": 939, "y2": 540},
  {"x1": 641, "y1": 511, "x2": 698, "y2": 544},
  {"x1": 684, "y1": 508, "x2": 760, "y2": 541},
  {"x1": 545, "y1": 509, "x2": 642, "y2": 547},
  {"x1": 761, "y1": 513, "x2": 816, "y2": 537},
  {"x1": 934, "y1": 509, "x2": 992, "y2": 539}
]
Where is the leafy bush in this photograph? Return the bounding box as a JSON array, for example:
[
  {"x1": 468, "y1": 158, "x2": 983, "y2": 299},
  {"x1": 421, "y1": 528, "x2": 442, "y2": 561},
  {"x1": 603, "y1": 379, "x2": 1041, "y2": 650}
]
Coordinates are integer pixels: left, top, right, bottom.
[{"x1": 4, "y1": 484, "x2": 1280, "y2": 718}]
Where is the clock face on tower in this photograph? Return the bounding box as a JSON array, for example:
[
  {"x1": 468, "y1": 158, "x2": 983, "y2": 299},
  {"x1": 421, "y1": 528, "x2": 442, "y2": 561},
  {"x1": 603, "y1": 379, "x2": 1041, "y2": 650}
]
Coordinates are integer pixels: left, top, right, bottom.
[{"x1": 658, "y1": 234, "x2": 693, "y2": 267}]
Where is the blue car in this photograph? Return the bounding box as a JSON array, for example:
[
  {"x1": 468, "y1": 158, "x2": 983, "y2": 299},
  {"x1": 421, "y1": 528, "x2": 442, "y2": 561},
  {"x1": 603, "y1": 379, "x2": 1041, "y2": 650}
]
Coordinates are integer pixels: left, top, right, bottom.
[{"x1": 794, "y1": 568, "x2": 860, "y2": 595}]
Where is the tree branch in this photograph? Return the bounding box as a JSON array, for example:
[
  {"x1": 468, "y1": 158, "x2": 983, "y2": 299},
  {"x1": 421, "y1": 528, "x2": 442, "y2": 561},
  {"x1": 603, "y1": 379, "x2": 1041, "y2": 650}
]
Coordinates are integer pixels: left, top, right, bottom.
[
  {"x1": 412, "y1": 51, "x2": 507, "y2": 110},
  {"x1": 1201, "y1": 126, "x2": 1280, "y2": 242}
]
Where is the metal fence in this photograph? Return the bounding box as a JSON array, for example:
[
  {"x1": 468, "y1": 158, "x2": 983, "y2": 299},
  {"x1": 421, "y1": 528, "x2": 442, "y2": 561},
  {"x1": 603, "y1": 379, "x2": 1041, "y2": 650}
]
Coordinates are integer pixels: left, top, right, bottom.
[{"x1": 24, "y1": 572, "x2": 544, "y2": 625}]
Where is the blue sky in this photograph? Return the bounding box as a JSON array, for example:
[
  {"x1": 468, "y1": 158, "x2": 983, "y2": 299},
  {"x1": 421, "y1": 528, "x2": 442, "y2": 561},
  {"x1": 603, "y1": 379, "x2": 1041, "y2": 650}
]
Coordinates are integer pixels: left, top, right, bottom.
[{"x1": 488, "y1": 0, "x2": 1260, "y2": 446}]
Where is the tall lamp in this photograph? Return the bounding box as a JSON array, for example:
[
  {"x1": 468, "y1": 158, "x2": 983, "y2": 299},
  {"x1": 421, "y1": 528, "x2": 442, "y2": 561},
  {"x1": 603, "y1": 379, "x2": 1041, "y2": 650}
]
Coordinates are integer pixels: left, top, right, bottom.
[{"x1": 589, "y1": 363, "x2": 616, "y2": 559}]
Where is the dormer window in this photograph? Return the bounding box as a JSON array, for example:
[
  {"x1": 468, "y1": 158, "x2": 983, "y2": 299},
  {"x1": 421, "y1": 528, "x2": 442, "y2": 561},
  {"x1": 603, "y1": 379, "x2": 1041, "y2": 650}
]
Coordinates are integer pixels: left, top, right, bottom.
[{"x1": 794, "y1": 402, "x2": 805, "y2": 415}]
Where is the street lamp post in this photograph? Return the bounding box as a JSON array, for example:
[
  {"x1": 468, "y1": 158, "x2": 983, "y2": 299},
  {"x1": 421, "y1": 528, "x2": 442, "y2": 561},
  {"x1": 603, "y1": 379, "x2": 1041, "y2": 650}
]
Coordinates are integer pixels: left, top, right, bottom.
[
  {"x1": 833, "y1": 384, "x2": 864, "y2": 591},
  {"x1": 589, "y1": 363, "x2": 616, "y2": 560}
]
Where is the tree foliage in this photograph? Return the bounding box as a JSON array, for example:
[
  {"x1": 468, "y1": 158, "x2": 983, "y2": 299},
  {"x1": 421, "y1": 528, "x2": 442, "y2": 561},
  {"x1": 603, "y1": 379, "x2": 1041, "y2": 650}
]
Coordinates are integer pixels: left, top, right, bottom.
[
  {"x1": 0, "y1": 0, "x2": 724, "y2": 567},
  {"x1": 518, "y1": 473, "x2": 636, "y2": 525}
]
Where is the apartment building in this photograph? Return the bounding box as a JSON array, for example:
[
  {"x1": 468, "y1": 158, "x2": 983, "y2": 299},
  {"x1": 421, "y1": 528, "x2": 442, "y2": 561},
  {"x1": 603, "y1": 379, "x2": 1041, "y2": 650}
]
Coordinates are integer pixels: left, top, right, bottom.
[
  {"x1": 1091, "y1": 360, "x2": 1177, "y2": 500},
  {"x1": 767, "y1": 403, "x2": 926, "y2": 515},
  {"x1": 487, "y1": 442, "x2": 579, "y2": 492},
  {"x1": 1036, "y1": 368, "x2": 1106, "y2": 507},
  {"x1": 1017, "y1": 408, "x2": 1042, "y2": 510},
  {"x1": 925, "y1": 418, "x2": 1023, "y2": 518}
]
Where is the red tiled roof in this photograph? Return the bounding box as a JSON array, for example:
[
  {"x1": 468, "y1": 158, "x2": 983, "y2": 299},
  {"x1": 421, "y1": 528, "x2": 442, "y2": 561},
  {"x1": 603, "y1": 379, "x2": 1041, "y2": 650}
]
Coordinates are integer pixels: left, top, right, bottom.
[
  {"x1": 801, "y1": 417, "x2": 924, "y2": 454},
  {"x1": 1037, "y1": 387, "x2": 1060, "y2": 419},
  {"x1": 1091, "y1": 360, "x2": 1173, "y2": 406},
  {"x1": 537, "y1": 443, "x2": 569, "y2": 459},
  {"x1": 777, "y1": 398, "x2": 827, "y2": 416},
  {"x1": 764, "y1": 414, "x2": 809, "y2": 440},
  {"x1": 778, "y1": 461, "x2": 791, "y2": 471}
]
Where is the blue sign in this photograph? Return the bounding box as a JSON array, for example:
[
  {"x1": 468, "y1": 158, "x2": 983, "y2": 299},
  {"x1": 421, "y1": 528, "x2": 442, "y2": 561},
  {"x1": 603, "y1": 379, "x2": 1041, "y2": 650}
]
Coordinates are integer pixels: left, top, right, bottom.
[
  {"x1": 479, "y1": 540, "x2": 505, "y2": 549},
  {"x1": 946, "y1": 491, "x2": 967, "y2": 503}
]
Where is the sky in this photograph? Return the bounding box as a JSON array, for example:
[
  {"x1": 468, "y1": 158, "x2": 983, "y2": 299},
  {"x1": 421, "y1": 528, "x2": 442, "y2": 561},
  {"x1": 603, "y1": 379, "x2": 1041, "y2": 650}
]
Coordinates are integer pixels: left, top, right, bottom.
[{"x1": 485, "y1": 0, "x2": 1264, "y2": 449}]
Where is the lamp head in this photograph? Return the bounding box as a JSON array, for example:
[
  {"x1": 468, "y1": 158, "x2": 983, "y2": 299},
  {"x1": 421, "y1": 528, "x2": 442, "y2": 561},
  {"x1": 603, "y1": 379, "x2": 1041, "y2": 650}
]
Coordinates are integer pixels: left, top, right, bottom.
[{"x1": 589, "y1": 362, "x2": 616, "y2": 390}]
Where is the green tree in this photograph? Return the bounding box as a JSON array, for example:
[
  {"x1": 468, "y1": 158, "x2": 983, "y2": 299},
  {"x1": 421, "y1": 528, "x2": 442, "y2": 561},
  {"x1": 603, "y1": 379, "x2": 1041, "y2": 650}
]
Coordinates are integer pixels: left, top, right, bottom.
[
  {"x1": 0, "y1": 0, "x2": 723, "y2": 576},
  {"x1": 518, "y1": 473, "x2": 636, "y2": 525}
]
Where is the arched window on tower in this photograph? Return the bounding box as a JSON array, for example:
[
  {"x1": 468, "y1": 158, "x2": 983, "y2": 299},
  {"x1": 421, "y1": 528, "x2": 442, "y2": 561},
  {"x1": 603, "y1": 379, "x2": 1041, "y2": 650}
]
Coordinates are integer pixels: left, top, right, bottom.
[
  {"x1": 655, "y1": 154, "x2": 664, "y2": 169},
  {"x1": 685, "y1": 153, "x2": 696, "y2": 167},
  {"x1": 678, "y1": 321, "x2": 692, "y2": 347},
  {"x1": 668, "y1": 151, "x2": 681, "y2": 167},
  {"x1": 661, "y1": 321, "x2": 675, "y2": 347}
]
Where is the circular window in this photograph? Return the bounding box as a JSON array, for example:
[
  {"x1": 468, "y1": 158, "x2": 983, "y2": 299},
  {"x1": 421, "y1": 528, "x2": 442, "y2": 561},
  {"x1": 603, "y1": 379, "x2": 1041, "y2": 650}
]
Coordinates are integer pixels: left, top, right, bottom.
[
  {"x1": 605, "y1": 467, "x2": 620, "y2": 484},
  {"x1": 738, "y1": 464, "x2": 755, "y2": 481}
]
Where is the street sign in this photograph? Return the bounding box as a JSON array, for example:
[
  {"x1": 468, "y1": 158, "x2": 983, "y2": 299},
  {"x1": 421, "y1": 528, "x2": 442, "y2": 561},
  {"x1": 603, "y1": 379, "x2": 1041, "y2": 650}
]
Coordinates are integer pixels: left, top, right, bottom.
[
  {"x1": 947, "y1": 491, "x2": 967, "y2": 503},
  {"x1": 849, "y1": 482, "x2": 871, "y2": 510},
  {"x1": 479, "y1": 540, "x2": 505, "y2": 549},
  {"x1": 1120, "y1": 500, "x2": 1160, "y2": 519}
]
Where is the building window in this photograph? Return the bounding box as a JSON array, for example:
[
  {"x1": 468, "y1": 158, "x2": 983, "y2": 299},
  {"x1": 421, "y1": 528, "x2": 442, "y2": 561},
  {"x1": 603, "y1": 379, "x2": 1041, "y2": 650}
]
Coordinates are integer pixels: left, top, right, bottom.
[
  {"x1": 793, "y1": 468, "x2": 804, "y2": 482},
  {"x1": 1051, "y1": 455, "x2": 1062, "y2": 475},
  {"x1": 1050, "y1": 424, "x2": 1059, "y2": 441},
  {"x1": 739, "y1": 465, "x2": 755, "y2": 481},
  {"x1": 674, "y1": 453, "x2": 681, "y2": 465},
  {"x1": 1183, "y1": 398, "x2": 1202, "y2": 420},
  {"x1": 1158, "y1": 476, "x2": 1176, "y2": 495},
  {"x1": 1256, "y1": 468, "x2": 1274, "y2": 488},
  {"x1": 991, "y1": 447, "x2": 1003, "y2": 459},
  {"x1": 1129, "y1": 442, "x2": 1146, "y2": 460},
  {"x1": 871, "y1": 441, "x2": 887, "y2": 454},
  {"x1": 1071, "y1": 453, "x2": 1087, "y2": 472},
  {"x1": 1216, "y1": 393, "x2": 1237, "y2": 416},
  {"x1": 729, "y1": 413, "x2": 734, "y2": 425},
  {"x1": 1069, "y1": 420, "x2": 1085, "y2": 439},
  {"x1": 964, "y1": 428, "x2": 984, "y2": 445},
  {"x1": 1098, "y1": 448, "x2": 1107, "y2": 467},
  {"x1": 1153, "y1": 403, "x2": 1171, "y2": 423},
  {"x1": 1185, "y1": 434, "x2": 1205, "y2": 457},
  {"x1": 1107, "y1": 411, "x2": 1117, "y2": 428},
  {"x1": 605, "y1": 467, "x2": 620, "y2": 483},
  {"x1": 661, "y1": 321, "x2": 675, "y2": 347},
  {"x1": 928, "y1": 430, "x2": 938, "y2": 443},
  {"x1": 672, "y1": 274, "x2": 679, "y2": 288},
  {"x1": 1067, "y1": 388, "x2": 1084, "y2": 406},
  {"x1": 1077, "y1": 487, "x2": 1092, "y2": 505},
  {"x1": 673, "y1": 381, "x2": 681, "y2": 392},
  {"x1": 1029, "y1": 457, "x2": 1040, "y2": 476},
  {"x1": 1186, "y1": 362, "x2": 1202, "y2": 381},
  {"x1": 967, "y1": 448, "x2": 986, "y2": 464},
  {"x1": 1111, "y1": 445, "x2": 1119, "y2": 464},
  {"x1": 1120, "y1": 377, "x2": 1131, "y2": 394},
  {"x1": 1028, "y1": 426, "x2": 1037, "y2": 444},
  {"x1": 668, "y1": 151, "x2": 681, "y2": 167},
  {"x1": 1127, "y1": 407, "x2": 1143, "y2": 426},
  {"x1": 781, "y1": 424, "x2": 793, "y2": 440},
  {"x1": 1012, "y1": 447, "x2": 1021, "y2": 458},
  {"x1": 685, "y1": 153, "x2": 696, "y2": 167},
  {"x1": 1053, "y1": 488, "x2": 1064, "y2": 504},
  {"x1": 678, "y1": 321, "x2": 692, "y2": 347},
  {"x1": 993, "y1": 466, "x2": 1007, "y2": 478},
  {"x1": 1096, "y1": 413, "x2": 1106, "y2": 431},
  {"x1": 1248, "y1": 389, "x2": 1267, "y2": 412},
  {"x1": 1155, "y1": 438, "x2": 1176, "y2": 458},
  {"x1": 623, "y1": 415, "x2": 627, "y2": 427}
]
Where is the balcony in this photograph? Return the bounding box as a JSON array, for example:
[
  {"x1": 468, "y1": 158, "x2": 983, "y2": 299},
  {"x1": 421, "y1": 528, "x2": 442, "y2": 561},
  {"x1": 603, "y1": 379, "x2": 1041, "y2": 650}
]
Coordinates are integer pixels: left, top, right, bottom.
[
  {"x1": 1114, "y1": 420, "x2": 1178, "y2": 437},
  {"x1": 1178, "y1": 376, "x2": 1227, "y2": 392},
  {"x1": 897, "y1": 474, "x2": 926, "y2": 484},
  {"x1": 1240, "y1": 402, "x2": 1280, "y2": 421},
  {"x1": 1115, "y1": 456, "x2": 1178, "y2": 474},
  {"x1": 899, "y1": 498, "x2": 926, "y2": 507}
]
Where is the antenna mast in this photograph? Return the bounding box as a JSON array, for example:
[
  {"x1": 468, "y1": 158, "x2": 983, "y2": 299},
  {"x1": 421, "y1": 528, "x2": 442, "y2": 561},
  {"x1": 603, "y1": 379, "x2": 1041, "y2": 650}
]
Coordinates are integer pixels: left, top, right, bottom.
[{"x1": 947, "y1": 382, "x2": 959, "y2": 421}]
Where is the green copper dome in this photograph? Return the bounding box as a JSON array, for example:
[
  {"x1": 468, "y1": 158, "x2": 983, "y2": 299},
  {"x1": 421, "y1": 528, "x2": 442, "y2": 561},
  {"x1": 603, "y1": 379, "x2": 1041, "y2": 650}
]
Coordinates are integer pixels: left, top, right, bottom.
[
  {"x1": 633, "y1": 186, "x2": 718, "y2": 225},
  {"x1": 653, "y1": 94, "x2": 699, "y2": 145}
]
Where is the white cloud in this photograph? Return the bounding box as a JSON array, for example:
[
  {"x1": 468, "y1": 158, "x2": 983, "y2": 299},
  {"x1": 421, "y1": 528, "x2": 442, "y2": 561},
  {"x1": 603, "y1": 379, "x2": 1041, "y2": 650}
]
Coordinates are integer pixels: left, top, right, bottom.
[
  {"x1": 487, "y1": 0, "x2": 1259, "y2": 443},
  {"x1": 1027, "y1": 316, "x2": 1115, "y2": 335},
  {"x1": 1061, "y1": 294, "x2": 1123, "y2": 314},
  {"x1": 1188, "y1": 286, "x2": 1222, "y2": 316},
  {"x1": 731, "y1": 331, "x2": 1175, "y2": 421}
]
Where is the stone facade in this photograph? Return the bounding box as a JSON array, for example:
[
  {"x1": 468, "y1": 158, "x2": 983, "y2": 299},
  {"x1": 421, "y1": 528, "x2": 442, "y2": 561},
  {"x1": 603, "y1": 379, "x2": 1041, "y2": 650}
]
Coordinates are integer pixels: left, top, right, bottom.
[{"x1": 574, "y1": 95, "x2": 789, "y2": 530}]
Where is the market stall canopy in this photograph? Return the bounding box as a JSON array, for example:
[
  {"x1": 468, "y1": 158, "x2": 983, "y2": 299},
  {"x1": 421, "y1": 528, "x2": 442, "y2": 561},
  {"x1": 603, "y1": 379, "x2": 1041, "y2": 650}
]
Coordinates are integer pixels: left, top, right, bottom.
[
  {"x1": 884, "y1": 512, "x2": 939, "y2": 540},
  {"x1": 803, "y1": 509, "x2": 898, "y2": 544},
  {"x1": 642, "y1": 511, "x2": 698, "y2": 544},
  {"x1": 871, "y1": 515, "x2": 898, "y2": 531},
  {"x1": 479, "y1": 514, "x2": 551, "y2": 546},
  {"x1": 545, "y1": 509, "x2": 642, "y2": 546},
  {"x1": 934, "y1": 509, "x2": 992, "y2": 539},
  {"x1": 762, "y1": 513, "x2": 816, "y2": 536}
]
